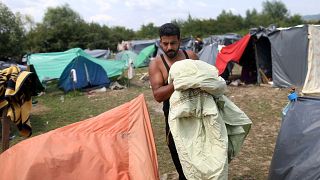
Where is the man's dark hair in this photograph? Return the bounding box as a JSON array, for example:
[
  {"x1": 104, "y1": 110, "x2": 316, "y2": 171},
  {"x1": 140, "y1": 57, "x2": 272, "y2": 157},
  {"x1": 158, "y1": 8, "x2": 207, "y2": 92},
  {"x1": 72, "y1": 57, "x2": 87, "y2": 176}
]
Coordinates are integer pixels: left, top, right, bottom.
[{"x1": 159, "y1": 23, "x2": 180, "y2": 39}]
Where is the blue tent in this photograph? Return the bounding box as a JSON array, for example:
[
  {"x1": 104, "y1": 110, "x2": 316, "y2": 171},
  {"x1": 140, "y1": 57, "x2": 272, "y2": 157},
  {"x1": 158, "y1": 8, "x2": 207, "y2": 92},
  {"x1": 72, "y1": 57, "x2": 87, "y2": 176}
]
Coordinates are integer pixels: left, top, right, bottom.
[{"x1": 59, "y1": 56, "x2": 110, "y2": 92}]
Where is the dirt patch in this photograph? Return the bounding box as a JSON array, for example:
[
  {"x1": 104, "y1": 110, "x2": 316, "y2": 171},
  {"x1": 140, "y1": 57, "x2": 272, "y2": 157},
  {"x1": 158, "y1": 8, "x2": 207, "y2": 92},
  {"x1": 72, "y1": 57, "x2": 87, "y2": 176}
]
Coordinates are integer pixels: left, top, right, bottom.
[
  {"x1": 148, "y1": 99, "x2": 163, "y2": 114},
  {"x1": 31, "y1": 103, "x2": 50, "y2": 115},
  {"x1": 227, "y1": 85, "x2": 289, "y2": 179}
]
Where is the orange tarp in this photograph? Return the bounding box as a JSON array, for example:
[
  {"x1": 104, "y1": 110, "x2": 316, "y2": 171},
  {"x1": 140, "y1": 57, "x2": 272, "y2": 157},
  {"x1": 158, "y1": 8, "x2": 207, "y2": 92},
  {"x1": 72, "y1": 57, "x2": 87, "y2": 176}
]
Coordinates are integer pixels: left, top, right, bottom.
[{"x1": 0, "y1": 94, "x2": 159, "y2": 180}]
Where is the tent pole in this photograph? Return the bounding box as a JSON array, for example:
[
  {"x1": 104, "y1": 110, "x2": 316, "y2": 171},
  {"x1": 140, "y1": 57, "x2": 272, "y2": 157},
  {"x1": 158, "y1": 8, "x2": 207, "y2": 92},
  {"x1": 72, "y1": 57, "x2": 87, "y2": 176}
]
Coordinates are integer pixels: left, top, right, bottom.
[
  {"x1": 1, "y1": 107, "x2": 10, "y2": 153},
  {"x1": 254, "y1": 43, "x2": 261, "y2": 85}
]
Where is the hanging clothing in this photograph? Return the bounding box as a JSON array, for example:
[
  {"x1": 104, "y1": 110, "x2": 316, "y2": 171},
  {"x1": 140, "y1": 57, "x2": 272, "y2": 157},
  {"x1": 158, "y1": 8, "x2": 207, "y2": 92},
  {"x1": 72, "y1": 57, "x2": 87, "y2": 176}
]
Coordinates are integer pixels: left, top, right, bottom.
[
  {"x1": 0, "y1": 66, "x2": 39, "y2": 137},
  {"x1": 128, "y1": 58, "x2": 135, "y2": 79}
]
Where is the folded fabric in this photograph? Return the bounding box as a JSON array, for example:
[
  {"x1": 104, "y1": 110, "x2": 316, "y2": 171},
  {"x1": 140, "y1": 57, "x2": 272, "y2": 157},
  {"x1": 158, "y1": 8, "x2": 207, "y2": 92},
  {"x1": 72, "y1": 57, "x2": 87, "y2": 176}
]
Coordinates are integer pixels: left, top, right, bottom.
[
  {"x1": 168, "y1": 59, "x2": 226, "y2": 96},
  {"x1": 169, "y1": 89, "x2": 229, "y2": 179},
  {"x1": 168, "y1": 59, "x2": 252, "y2": 179}
]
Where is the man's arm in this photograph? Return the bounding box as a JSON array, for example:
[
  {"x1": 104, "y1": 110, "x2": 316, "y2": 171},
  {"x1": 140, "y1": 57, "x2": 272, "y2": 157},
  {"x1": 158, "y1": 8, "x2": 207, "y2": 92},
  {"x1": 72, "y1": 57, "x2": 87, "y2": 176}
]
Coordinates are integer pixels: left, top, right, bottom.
[
  {"x1": 148, "y1": 59, "x2": 174, "y2": 103},
  {"x1": 186, "y1": 50, "x2": 199, "y2": 60}
]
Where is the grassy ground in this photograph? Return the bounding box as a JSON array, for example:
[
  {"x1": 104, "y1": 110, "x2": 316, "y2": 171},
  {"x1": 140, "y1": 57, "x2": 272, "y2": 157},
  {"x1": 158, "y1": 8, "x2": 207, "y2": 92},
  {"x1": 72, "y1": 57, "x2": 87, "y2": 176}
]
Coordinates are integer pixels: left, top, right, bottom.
[{"x1": 2, "y1": 67, "x2": 290, "y2": 179}]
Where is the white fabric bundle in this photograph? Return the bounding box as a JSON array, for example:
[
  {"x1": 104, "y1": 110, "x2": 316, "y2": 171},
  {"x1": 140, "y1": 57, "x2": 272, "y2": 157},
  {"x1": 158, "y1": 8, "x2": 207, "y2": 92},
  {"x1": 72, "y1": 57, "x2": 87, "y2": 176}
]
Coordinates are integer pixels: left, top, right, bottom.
[{"x1": 168, "y1": 59, "x2": 251, "y2": 180}]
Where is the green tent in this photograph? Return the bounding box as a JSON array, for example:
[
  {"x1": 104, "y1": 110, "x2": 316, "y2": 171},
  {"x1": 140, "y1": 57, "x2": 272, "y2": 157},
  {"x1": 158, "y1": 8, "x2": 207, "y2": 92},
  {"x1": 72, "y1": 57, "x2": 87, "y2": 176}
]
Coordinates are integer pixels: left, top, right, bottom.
[
  {"x1": 134, "y1": 45, "x2": 156, "y2": 68},
  {"x1": 90, "y1": 58, "x2": 127, "y2": 78},
  {"x1": 27, "y1": 48, "x2": 127, "y2": 82}
]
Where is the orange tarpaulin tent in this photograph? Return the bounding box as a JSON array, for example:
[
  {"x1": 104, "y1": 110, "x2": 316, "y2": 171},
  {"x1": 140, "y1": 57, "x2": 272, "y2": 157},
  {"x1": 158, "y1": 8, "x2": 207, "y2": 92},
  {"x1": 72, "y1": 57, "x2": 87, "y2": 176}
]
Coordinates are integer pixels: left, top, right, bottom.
[{"x1": 0, "y1": 94, "x2": 159, "y2": 180}]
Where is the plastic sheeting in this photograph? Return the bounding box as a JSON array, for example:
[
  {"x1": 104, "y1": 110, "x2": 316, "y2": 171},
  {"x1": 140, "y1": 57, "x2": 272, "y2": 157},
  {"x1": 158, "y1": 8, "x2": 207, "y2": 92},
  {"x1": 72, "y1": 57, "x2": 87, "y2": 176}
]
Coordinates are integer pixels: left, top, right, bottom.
[
  {"x1": 84, "y1": 49, "x2": 110, "y2": 59},
  {"x1": 198, "y1": 43, "x2": 219, "y2": 65},
  {"x1": 215, "y1": 34, "x2": 251, "y2": 74},
  {"x1": 269, "y1": 96, "x2": 320, "y2": 180},
  {"x1": 0, "y1": 94, "x2": 159, "y2": 180},
  {"x1": 130, "y1": 39, "x2": 157, "y2": 54},
  {"x1": 269, "y1": 25, "x2": 308, "y2": 88},
  {"x1": 203, "y1": 34, "x2": 241, "y2": 46}
]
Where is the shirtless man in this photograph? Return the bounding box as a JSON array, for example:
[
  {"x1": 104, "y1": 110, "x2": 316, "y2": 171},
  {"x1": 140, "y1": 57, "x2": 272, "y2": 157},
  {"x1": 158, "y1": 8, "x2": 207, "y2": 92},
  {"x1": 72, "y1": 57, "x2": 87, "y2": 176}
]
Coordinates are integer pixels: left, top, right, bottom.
[{"x1": 148, "y1": 23, "x2": 198, "y2": 180}]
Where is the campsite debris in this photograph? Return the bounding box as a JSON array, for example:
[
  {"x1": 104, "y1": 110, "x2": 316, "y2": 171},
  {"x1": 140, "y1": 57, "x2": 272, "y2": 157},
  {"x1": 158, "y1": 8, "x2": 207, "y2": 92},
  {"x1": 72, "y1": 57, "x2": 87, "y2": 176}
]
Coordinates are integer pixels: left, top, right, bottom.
[
  {"x1": 259, "y1": 69, "x2": 269, "y2": 84},
  {"x1": 32, "y1": 99, "x2": 38, "y2": 105},
  {"x1": 9, "y1": 135, "x2": 15, "y2": 141},
  {"x1": 110, "y1": 81, "x2": 126, "y2": 90},
  {"x1": 260, "y1": 83, "x2": 272, "y2": 87},
  {"x1": 288, "y1": 87, "x2": 298, "y2": 101},
  {"x1": 37, "y1": 91, "x2": 45, "y2": 96},
  {"x1": 88, "y1": 87, "x2": 107, "y2": 94},
  {"x1": 139, "y1": 73, "x2": 149, "y2": 82},
  {"x1": 160, "y1": 172, "x2": 179, "y2": 180},
  {"x1": 230, "y1": 79, "x2": 244, "y2": 86},
  {"x1": 60, "y1": 96, "x2": 64, "y2": 103}
]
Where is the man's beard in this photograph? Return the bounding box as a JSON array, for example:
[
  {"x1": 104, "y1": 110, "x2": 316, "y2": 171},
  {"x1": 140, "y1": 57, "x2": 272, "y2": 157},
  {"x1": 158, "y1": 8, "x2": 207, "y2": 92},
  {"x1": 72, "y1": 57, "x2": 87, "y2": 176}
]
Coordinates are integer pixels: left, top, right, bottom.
[{"x1": 165, "y1": 49, "x2": 178, "y2": 59}]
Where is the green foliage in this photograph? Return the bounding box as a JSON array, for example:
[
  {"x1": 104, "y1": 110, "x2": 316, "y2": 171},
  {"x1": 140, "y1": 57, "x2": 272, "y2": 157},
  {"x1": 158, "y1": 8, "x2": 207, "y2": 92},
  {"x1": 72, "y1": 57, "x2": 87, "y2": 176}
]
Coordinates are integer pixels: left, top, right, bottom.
[
  {"x1": 82, "y1": 23, "x2": 112, "y2": 50},
  {"x1": 0, "y1": 2, "x2": 24, "y2": 60},
  {"x1": 39, "y1": 4, "x2": 86, "y2": 52},
  {"x1": 286, "y1": 14, "x2": 304, "y2": 26},
  {"x1": 215, "y1": 10, "x2": 244, "y2": 34},
  {"x1": 262, "y1": 0, "x2": 289, "y2": 22},
  {"x1": 244, "y1": 9, "x2": 261, "y2": 29},
  {"x1": 178, "y1": 15, "x2": 217, "y2": 38},
  {"x1": 136, "y1": 23, "x2": 159, "y2": 39}
]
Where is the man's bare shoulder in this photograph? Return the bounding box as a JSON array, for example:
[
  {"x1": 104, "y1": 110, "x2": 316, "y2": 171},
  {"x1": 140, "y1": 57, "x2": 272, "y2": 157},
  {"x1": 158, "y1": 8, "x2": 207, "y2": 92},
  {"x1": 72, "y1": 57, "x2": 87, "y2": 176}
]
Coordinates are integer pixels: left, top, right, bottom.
[
  {"x1": 149, "y1": 55, "x2": 162, "y2": 67},
  {"x1": 149, "y1": 55, "x2": 163, "y2": 72}
]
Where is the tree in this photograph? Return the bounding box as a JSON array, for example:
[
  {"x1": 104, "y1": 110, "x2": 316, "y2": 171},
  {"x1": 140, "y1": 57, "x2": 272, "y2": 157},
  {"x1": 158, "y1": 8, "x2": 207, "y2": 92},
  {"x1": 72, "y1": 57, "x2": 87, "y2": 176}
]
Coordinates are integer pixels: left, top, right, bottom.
[
  {"x1": 0, "y1": 2, "x2": 25, "y2": 60},
  {"x1": 261, "y1": 0, "x2": 289, "y2": 25},
  {"x1": 16, "y1": 13, "x2": 35, "y2": 32},
  {"x1": 36, "y1": 4, "x2": 86, "y2": 52},
  {"x1": 244, "y1": 9, "x2": 261, "y2": 28},
  {"x1": 82, "y1": 23, "x2": 112, "y2": 50},
  {"x1": 171, "y1": 15, "x2": 217, "y2": 38},
  {"x1": 215, "y1": 10, "x2": 244, "y2": 34},
  {"x1": 136, "y1": 23, "x2": 158, "y2": 39},
  {"x1": 180, "y1": 15, "x2": 205, "y2": 37}
]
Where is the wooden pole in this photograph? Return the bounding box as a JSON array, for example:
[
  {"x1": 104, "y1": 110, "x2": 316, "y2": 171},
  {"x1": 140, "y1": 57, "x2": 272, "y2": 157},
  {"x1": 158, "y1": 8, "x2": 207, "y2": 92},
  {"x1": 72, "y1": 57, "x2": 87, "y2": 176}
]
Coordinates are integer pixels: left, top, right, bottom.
[
  {"x1": 254, "y1": 43, "x2": 261, "y2": 85},
  {"x1": 1, "y1": 107, "x2": 10, "y2": 153}
]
